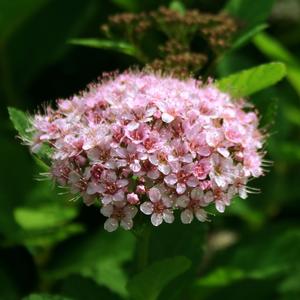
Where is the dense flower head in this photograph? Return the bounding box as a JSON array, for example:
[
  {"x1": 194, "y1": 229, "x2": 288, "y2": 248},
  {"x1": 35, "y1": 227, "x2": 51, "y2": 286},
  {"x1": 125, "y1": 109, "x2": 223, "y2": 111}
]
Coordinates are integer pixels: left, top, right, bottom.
[{"x1": 29, "y1": 72, "x2": 265, "y2": 231}]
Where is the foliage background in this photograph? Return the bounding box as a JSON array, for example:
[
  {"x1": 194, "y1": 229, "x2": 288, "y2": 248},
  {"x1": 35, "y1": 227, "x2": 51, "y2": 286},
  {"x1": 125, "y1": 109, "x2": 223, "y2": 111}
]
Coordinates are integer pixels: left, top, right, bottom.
[{"x1": 1, "y1": 0, "x2": 300, "y2": 299}]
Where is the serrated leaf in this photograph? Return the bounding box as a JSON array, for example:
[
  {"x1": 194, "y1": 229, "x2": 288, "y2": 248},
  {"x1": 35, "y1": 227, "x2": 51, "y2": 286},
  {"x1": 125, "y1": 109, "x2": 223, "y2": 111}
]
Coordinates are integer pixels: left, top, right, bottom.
[
  {"x1": 127, "y1": 256, "x2": 191, "y2": 300},
  {"x1": 217, "y1": 62, "x2": 286, "y2": 97},
  {"x1": 8, "y1": 107, "x2": 31, "y2": 139},
  {"x1": 69, "y1": 38, "x2": 138, "y2": 57}
]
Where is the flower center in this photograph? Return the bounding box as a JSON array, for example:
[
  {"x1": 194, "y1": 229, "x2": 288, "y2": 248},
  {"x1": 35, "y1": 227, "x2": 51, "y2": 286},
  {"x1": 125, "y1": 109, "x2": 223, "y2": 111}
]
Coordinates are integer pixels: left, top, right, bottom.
[
  {"x1": 153, "y1": 201, "x2": 165, "y2": 214},
  {"x1": 105, "y1": 182, "x2": 118, "y2": 194}
]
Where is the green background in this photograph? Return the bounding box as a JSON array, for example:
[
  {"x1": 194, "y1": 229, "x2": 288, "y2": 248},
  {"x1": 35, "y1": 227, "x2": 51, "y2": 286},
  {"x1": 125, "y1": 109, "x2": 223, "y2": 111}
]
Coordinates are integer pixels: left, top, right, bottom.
[{"x1": 1, "y1": 0, "x2": 300, "y2": 299}]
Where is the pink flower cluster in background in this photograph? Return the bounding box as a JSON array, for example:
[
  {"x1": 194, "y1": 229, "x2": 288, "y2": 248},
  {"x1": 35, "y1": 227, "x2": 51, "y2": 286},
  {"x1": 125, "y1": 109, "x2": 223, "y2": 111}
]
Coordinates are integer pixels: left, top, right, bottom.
[{"x1": 30, "y1": 72, "x2": 265, "y2": 231}]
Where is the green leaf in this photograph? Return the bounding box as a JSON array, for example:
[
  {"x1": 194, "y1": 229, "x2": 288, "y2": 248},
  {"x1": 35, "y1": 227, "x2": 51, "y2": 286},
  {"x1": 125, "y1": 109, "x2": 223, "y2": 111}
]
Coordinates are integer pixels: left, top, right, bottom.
[
  {"x1": 8, "y1": 107, "x2": 53, "y2": 164},
  {"x1": 0, "y1": 0, "x2": 49, "y2": 42},
  {"x1": 8, "y1": 107, "x2": 31, "y2": 139},
  {"x1": 232, "y1": 24, "x2": 268, "y2": 50},
  {"x1": 253, "y1": 33, "x2": 298, "y2": 65},
  {"x1": 225, "y1": 0, "x2": 275, "y2": 31},
  {"x1": 0, "y1": 269, "x2": 19, "y2": 300},
  {"x1": 59, "y1": 275, "x2": 121, "y2": 300},
  {"x1": 279, "y1": 267, "x2": 300, "y2": 295},
  {"x1": 127, "y1": 256, "x2": 191, "y2": 300},
  {"x1": 69, "y1": 38, "x2": 138, "y2": 57},
  {"x1": 253, "y1": 32, "x2": 300, "y2": 96},
  {"x1": 197, "y1": 267, "x2": 246, "y2": 287},
  {"x1": 0, "y1": 136, "x2": 33, "y2": 239},
  {"x1": 111, "y1": 0, "x2": 140, "y2": 12},
  {"x1": 227, "y1": 198, "x2": 265, "y2": 228},
  {"x1": 16, "y1": 223, "x2": 84, "y2": 248},
  {"x1": 197, "y1": 226, "x2": 300, "y2": 289},
  {"x1": 47, "y1": 230, "x2": 135, "y2": 297},
  {"x1": 3, "y1": 0, "x2": 99, "y2": 99},
  {"x1": 23, "y1": 294, "x2": 73, "y2": 300},
  {"x1": 145, "y1": 218, "x2": 206, "y2": 300},
  {"x1": 14, "y1": 204, "x2": 78, "y2": 230},
  {"x1": 217, "y1": 62, "x2": 286, "y2": 97},
  {"x1": 169, "y1": 1, "x2": 186, "y2": 15}
]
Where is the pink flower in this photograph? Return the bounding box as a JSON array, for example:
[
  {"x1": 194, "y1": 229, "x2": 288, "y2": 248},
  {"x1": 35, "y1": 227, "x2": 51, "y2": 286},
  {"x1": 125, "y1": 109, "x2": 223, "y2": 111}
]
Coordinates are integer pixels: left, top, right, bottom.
[
  {"x1": 164, "y1": 163, "x2": 199, "y2": 194},
  {"x1": 91, "y1": 170, "x2": 128, "y2": 204},
  {"x1": 27, "y1": 72, "x2": 265, "y2": 231},
  {"x1": 209, "y1": 154, "x2": 234, "y2": 188},
  {"x1": 101, "y1": 201, "x2": 138, "y2": 232},
  {"x1": 149, "y1": 151, "x2": 171, "y2": 175},
  {"x1": 140, "y1": 187, "x2": 174, "y2": 226},
  {"x1": 193, "y1": 158, "x2": 211, "y2": 180},
  {"x1": 177, "y1": 188, "x2": 210, "y2": 224},
  {"x1": 127, "y1": 193, "x2": 140, "y2": 205}
]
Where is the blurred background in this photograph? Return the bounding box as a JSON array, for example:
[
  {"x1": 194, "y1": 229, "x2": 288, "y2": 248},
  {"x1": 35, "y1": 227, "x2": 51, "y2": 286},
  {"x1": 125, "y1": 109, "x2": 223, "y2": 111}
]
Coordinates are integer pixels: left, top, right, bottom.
[{"x1": 1, "y1": 0, "x2": 300, "y2": 299}]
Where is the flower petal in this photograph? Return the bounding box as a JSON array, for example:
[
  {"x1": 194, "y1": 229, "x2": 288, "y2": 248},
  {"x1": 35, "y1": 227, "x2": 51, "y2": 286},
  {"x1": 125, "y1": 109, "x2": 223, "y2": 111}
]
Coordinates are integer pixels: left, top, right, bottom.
[
  {"x1": 151, "y1": 213, "x2": 163, "y2": 226},
  {"x1": 163, "y1": 210, "x2": 174, "y2": 224},
  {"x1": 140, "y1": 202, "x2": 154, "y2": 215},
  {"x1": 100, "y1": 204, "x2": 113, "y2": 217},
  {"x1": 104, "y1": 218, "x2": 119, "y2": 232},
  {"x1": 176, "y1": 183, "x2": 186, "y2": 194},
  {"x1": 120, "y1": 217, "x2": 133, "y2": 230},
  {"x1": 124, "y1": 205, "x2": 138, "y2": 218},
  {"x1": 149, "y1": 187, "x2": 161, "y2": 202},
  {"x1": 162, "y1": 112, "x2": 174, "y2": 123},
  {"x1": 176, "y1": 195, "x2": 189, "y2": 208},
  {"x1": 215, "y1": 200, "x2": 225, "y2": 213},
  {"x1": 195, "y1": 208, "x2": 207, "y2": 222},
  {"x1": 158, "y1": 163, "x2": 171, "y2": 175},
  {"x1": 147, "y1": 169, "x2": 160, "y2": 180},
  {"x1": 191, "y1": 188, "x2": 203, "y2": 200},
  {"x1": 180, "y1": 209, "x2": 194, "y2": 224},
  {"x1": 164, "y1": 173, "x2": 177, "y2": 185}
]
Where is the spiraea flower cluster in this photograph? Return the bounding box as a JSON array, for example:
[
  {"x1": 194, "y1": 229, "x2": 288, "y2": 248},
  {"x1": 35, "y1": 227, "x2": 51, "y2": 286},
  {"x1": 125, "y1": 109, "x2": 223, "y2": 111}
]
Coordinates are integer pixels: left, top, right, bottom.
[{"x1": 29, "y1": 72, "x2": 264, "y2": 232}]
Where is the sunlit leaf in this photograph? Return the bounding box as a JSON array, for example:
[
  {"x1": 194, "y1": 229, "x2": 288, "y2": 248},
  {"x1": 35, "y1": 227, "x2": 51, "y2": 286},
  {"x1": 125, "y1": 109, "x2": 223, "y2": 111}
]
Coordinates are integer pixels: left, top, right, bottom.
[
  {"x1": 169, "y1": 1, "x2": 186, "y2": 15},
  {"x1": 232, "y1": 24, "x2": 268, "y2": 49},
  {"x1": 253, "y1": 32, "x2": 300, "y2": 96},
  {"x1": 69, "y1": 38, "x2": 138, "y2": 57},
  {"x1": 217, "y1": 62, "x2": 286, "y2": 97},
  {"x1": 14, "y1": 204, "x2": 78, "y2": 230},
  {"x1": 8, "y1": 107, "x2": 31, "y2": 139},
  {"x1": 127, "y1": 256, "x2": 191, "y2": 300}
]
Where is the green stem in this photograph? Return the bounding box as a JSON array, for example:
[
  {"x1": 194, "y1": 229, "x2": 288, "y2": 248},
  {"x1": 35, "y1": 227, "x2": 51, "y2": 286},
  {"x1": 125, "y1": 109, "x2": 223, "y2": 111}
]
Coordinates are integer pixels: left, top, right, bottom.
[{"x1": 136, "y1": 224, "x2": 151, "y2": 272}]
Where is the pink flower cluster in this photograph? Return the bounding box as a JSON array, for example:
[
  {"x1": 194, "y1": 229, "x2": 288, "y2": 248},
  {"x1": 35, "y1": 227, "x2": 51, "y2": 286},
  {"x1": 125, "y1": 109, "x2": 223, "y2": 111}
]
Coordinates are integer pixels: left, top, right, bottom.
[{"x1": 30, "y1": 72, "x2": 264, "y2": 232}]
